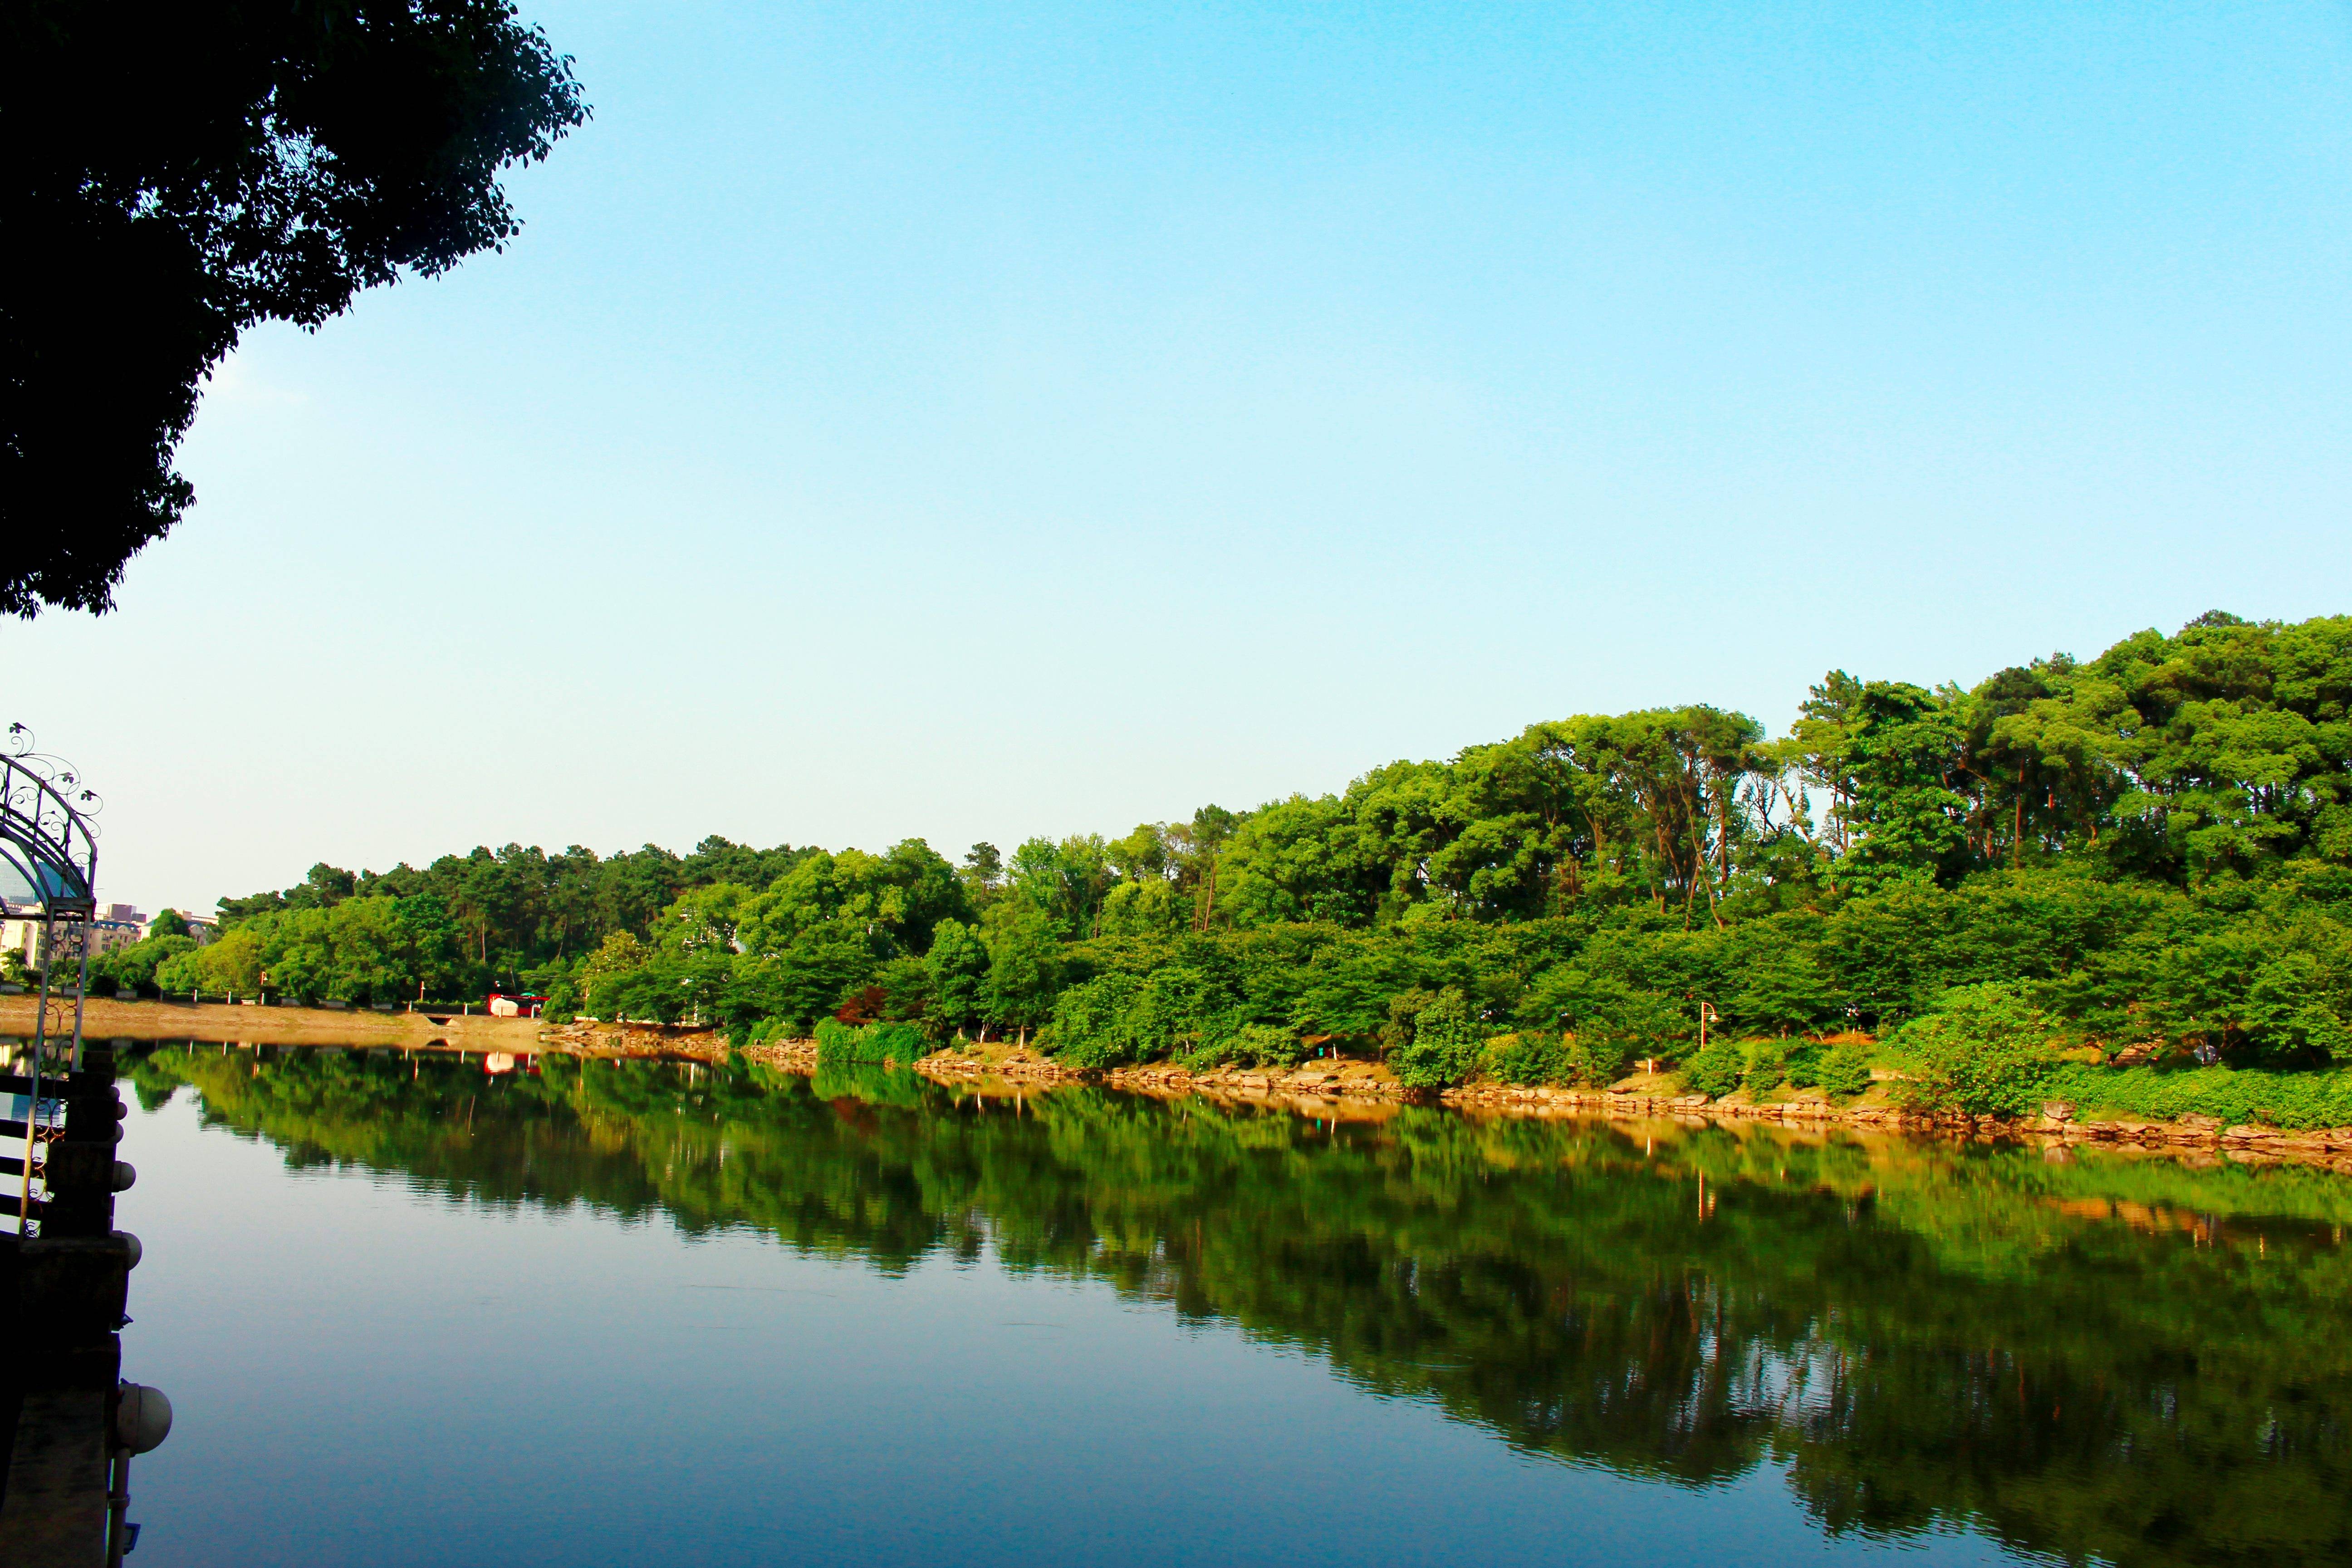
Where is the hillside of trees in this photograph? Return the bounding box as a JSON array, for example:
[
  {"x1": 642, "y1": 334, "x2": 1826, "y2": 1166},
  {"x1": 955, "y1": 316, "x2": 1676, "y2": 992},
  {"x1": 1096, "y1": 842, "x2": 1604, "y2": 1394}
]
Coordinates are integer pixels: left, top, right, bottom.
[{"x1": 103, "y1": 611, "x2": 2352, "y2": 1105}]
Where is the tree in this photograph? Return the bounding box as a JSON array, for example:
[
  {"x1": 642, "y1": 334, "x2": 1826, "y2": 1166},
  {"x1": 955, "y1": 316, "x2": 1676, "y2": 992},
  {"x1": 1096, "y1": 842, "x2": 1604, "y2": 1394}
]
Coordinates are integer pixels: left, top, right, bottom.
[
  {"x1": 981, "y1": 908, "x2": 1061, "y2": 1044},
  {"x1": 960, "y1": 843, "x2": 1004, "y2": 906},
  {"x1": 5, "y1": 0, "x2": 588, "y2": 615},
  {"x1": 1000, "y1": 836, "x2": 1116, "y2": 940},
  {"x1": 1526, "y1": 968, "x2": 1689, "y2": 1080},
  {"x1": 92, "y1": 931, "x2": 194, "y2": 994},
  {"x1": 735, "y1": 841, "x2": 970, "y2": 959},
  {"x1": 1220, "y1": 795, "x2": 1385, "y2": 927},
  {"x1": 924, "y1": 918, "x2": 989, "y2": 1036},
  {"x1": 1176, "y1": 805, "x2": 1241, "y2": 930},
  {"x1": 1829, "y1": 682, "x2": 1974, "y2": 891}
]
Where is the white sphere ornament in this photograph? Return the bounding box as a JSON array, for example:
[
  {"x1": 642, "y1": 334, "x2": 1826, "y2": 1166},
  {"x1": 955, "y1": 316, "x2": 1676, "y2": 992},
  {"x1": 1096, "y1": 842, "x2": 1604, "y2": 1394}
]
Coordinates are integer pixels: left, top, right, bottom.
[{"x1": 115, "y1": 1384, "x2": 173, "y2": 1455}]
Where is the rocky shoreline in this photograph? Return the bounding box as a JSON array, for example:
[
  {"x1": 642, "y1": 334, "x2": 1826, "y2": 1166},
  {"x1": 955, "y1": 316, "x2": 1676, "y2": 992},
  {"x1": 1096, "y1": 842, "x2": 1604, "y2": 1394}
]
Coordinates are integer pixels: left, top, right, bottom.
[
  {"x1": 1103, "y1": 1064, "x2": 2352, "y2": 1169},
  {"x1": 84, "y1": 1008, "x2": 2337, "y2": 1171},
  {"x1": 521, "y1": 1021, "x2": 2352, "y2": 1175}
]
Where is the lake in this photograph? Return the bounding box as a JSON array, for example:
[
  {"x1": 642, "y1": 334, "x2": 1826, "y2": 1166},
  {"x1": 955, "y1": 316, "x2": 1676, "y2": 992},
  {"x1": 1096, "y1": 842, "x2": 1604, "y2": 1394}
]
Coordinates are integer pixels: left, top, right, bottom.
[{"x1": 108, "y1": 1045, "x2": 2352, "y2": 1567}]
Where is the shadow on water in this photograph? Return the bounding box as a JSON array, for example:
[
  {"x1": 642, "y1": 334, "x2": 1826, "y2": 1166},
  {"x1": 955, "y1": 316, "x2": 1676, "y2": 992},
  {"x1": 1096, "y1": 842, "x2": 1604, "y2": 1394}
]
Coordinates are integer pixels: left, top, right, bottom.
[{"x1": 133, "y1": 1044, "x2": 2352, "y2": 1568}]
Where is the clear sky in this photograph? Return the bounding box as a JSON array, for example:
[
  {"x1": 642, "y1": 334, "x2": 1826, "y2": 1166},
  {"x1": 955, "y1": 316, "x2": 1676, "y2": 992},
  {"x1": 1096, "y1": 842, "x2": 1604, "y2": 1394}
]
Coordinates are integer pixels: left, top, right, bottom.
[{"x1": 8, "y1": 0, "x2": 2350, "y2": 917}]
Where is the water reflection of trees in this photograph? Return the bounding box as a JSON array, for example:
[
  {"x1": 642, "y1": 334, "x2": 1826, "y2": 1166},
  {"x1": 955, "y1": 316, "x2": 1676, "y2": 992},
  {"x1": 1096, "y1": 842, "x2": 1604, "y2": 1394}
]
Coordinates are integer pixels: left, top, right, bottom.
[{"x1": 136, "y1": 1046, "x2": 2352, "y2": 1567}]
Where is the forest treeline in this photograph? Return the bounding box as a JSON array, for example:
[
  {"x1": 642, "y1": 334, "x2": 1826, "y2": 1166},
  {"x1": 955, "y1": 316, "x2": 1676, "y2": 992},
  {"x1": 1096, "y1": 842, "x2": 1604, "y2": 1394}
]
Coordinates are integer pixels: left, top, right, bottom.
[{"x1": 97, "y1": 612, "x2": 2352, "y2": 1102}]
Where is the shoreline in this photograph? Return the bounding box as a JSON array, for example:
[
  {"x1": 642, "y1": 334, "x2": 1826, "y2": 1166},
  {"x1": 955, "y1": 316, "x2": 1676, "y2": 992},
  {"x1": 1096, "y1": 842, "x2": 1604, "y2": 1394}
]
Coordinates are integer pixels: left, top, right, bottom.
[
  {"x1": 539, "y1": 1025, "x2": 2352, "y2": 1175},
  {"x1": 40, "y1": 1004, "x2": 2352, "y2": 1174},
  {"x1": 1092, "y1": 1060, "x2": 2352, "y2": 1172}
]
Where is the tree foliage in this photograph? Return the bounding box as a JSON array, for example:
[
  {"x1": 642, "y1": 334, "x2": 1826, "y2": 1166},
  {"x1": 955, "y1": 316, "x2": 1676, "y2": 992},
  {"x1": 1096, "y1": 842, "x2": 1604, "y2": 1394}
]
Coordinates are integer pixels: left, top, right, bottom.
[
  {"x1": 5, "y1": 0, "x2": 588, "y2": 615},
  {"x1": 197, "y1": 613, "x2": 2352, "y2": 1095}
]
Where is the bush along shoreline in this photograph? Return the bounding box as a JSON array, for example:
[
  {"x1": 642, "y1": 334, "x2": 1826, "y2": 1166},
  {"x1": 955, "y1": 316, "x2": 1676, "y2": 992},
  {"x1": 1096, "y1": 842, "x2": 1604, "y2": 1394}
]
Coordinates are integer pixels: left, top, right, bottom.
[
  {"x1": 526, "y1": 1016, "x2": 2352, "y2": 1174},
  {"x1": 108, "y1": 610, "x2": 2352, "y2": 1161}
]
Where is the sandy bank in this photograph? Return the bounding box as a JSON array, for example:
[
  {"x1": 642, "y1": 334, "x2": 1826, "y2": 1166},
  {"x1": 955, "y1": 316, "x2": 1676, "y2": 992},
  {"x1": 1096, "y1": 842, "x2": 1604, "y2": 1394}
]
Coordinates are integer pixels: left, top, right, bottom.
[{"x1": 0, "y1": 993, "x2": 549, "y2": 1048}]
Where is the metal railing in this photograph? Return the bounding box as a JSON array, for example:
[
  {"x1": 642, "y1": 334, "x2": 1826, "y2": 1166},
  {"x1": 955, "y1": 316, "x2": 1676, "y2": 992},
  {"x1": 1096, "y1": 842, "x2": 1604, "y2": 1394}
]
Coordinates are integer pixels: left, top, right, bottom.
[
  {"x1": 0, "y1": 729, "x2": 101, "y2": 1238},
  {"x1": 6, "y1": 913, "x2": 91, "y2": 1237}
]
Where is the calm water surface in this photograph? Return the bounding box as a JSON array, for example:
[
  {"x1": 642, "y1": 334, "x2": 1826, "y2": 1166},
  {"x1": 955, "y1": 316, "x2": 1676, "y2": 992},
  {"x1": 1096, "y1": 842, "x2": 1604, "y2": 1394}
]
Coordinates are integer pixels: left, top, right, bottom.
[{"x1": 107, "y1": 1047, "x2": 2352, "y2": 1567}]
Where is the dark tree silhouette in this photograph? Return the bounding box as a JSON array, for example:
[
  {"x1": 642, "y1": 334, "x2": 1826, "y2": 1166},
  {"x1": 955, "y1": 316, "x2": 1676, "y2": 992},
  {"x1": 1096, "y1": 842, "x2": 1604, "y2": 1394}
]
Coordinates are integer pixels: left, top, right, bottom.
[{"x1": 3, "y1": 1, "x2": 588, "y2": 617}]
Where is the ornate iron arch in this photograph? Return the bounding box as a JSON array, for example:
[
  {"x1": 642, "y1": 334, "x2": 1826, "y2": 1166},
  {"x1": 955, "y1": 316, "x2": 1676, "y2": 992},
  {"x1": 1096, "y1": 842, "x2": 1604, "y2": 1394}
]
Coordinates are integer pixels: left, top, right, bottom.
[
  {"x1": 0, "y1": 725, "x2": 99, "y2": 915},
  {"x1": 2, "y1": 723, "x2": 103, "y2": 1235}
]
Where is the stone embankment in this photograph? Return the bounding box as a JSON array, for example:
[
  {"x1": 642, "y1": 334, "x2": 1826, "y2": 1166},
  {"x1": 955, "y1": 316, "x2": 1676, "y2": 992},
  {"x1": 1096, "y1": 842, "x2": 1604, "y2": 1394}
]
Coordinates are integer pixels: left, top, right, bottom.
[
  {"x1": 1432, "y1": 1083, "x2": 2352, "y2": 1169},
  {"x1": 980, "y1": 1055, "x2": 2352, "y2": 1172},
  {"x1": 25, "y1": 1005, "x2": 2345, "y2": 1170},
  {"x1": 511, "y1": 1022, "x2": 2352, "y2": 1174}
]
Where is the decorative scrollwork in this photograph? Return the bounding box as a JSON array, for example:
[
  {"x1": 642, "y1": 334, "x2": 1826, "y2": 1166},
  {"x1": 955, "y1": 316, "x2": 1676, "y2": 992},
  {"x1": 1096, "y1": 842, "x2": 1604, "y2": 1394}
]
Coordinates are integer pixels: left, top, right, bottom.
[
  {"x1": 3, "y1": 724, "x2": 103, "y2": 829},
  {"x1": 0, "y1": 722, "x2": 100, "y2": 911}
]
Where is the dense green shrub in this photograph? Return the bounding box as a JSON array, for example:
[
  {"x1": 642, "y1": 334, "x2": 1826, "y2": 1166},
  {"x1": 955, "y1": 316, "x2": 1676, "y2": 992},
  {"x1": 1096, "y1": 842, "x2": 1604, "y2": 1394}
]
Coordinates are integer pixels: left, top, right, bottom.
[
  {"x1": 1814, "y1": 1043, "x2": 1876, "y2": 1098},
  {"x1": 1045, "y1": 975, "x2": 1147, "y2": 1069},
  {"x1": 1684, "y1": 1037, "x2": 1745, "y2": 1098},
  {"x1": 814, "y1": 1018, "x2": 927, "y2": 1066},
  {"x1": 1528, "y1": 969, "x2": 1694, "y2": 1064},
  {"x1": 2045, "y1": 1062, "x2": 2352, "y2": 1131},
  {"x1": 1742, "y1": 1041, "x2": 1788, "y2": 1094},
  {"x1": 89, "y1": 933, "x2": 196, "y2": 996},
  {"x1": 1391, "y1": 990, "x2": 1484, "y2": 1089},
  {"x1": 1046, "y1": 966, "x2": 1253, "y2": 1069},
  {"x1": 1562, "y1": 1032, "x2": 1627, "y2": 1087},
  {"x1": 1183, "y1": 1024, "x2": 1304, "y2": 1072},
  {"x1": 1886, "y1": 983, "x2": 2061, "y2": 1117},
  {"x1": 1485, "y1": 1032, "x2": 1571, "y2": 1086}
]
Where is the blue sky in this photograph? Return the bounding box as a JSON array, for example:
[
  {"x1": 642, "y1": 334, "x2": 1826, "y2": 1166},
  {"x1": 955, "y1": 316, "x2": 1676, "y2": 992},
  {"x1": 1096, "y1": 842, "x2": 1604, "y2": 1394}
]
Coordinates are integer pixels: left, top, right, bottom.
[{"x1": 8, "y1": 0, "x2": 2350, "y2": 916}]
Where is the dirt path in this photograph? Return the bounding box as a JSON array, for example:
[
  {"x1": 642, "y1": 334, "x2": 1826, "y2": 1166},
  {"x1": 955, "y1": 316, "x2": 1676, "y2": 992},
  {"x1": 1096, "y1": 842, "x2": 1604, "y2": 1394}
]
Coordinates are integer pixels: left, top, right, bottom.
[{"x1": 0, "y1": 994, "x2": 549, "y2": 1049}]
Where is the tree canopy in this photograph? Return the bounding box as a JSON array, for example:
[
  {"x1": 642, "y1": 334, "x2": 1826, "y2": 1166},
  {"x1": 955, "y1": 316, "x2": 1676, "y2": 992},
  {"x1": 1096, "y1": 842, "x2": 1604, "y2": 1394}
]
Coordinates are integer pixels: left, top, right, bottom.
[{"x1": 4, "y1": 0, "x2": 587, "y2": 616}]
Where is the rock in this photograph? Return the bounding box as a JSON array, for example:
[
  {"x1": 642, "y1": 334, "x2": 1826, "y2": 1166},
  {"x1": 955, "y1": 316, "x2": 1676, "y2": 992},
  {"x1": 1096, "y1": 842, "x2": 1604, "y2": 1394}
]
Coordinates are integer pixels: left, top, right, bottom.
[
  {"x1": 2041, "y1": 1101, "x2": 2075, "y2": 1122},
  {"x1": 2174, "y1": 1112, "x2": 2220, "y2": 1131}
]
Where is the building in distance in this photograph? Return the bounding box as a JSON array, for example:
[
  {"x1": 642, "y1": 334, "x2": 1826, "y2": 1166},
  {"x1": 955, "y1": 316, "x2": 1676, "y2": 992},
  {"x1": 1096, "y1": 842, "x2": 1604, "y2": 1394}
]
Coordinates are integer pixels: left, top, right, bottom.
[{"x1": 2, "y1": 901, "x2": 150, "y2": 968}]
